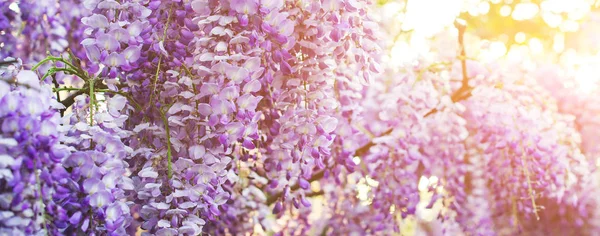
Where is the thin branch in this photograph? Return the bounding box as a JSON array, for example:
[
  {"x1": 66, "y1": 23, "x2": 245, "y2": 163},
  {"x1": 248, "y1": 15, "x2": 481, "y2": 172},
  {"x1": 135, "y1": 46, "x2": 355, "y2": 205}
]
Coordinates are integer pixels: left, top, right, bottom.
[
  {"x1": 0, "y1": 59, "x2": 18, "y2": 66},
  {"x1": 58, "y1": 81, "x2": 108, "y2": 110},
  {"x1": 424, "y1": 19, "x2": 471, "y2": 117},
  {"x1": 59, "y1": 90, "x2": 85, "y2": 111},
  {"x1": 456, "y1": 19, "x2": 469, "y2": 90},
  {"x1": 160, "y1": 104, "x2": 175, "y2": 180},
  {"x1": 149, "y1": 4, "x2": 174, "y2": 105}
]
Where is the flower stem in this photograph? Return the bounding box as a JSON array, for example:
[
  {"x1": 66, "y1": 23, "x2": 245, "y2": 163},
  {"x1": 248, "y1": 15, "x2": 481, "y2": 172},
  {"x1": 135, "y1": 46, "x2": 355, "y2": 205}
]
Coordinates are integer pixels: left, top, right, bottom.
[
  {"x1": 522, "y1": 155, "x2": 540, "y2": 220},
  {"x1": 160, "y1": 106, "x2": 173, "y2": 179},
  {"x1": 53, "y1": 87, "x2": 80, "y2": 92},
  {"x1": 32, "y1": 56, "x2": 78, "y2": 73},
  {"x1": 89, "y1": 78, "x2": 95, "y2": 126},
  {"x1": 149, "y1": 4, "x2": 174, "y2": 104}
]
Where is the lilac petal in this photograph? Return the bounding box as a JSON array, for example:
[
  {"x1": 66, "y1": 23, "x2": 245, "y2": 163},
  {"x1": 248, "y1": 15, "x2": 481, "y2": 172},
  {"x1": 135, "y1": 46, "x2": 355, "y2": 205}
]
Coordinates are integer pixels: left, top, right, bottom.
[
  {"x1": 408, "y1": 147, "x2": 422, "y2": 161},
  {"x1": 0, "y1": 95, "x2": 19, "y2": 116},
  {"x1": 277, "y1": 19, "x2": 295, "y2": 37},
  {"x1": 300, "y1": 196, "x2": 311, "y2": 207},
  {"x1": 16, "y1": 70, "x2": 40, "y2": 90},
  {"x1": 272, "y1": 202, "x2": 282, "y2": 214},
  {"x1": 280, "y1": 61, "x2": 292, "y2": 75},
  {"x1": 156, "y1": 228, "x2": 178, "y2": 236},
  {"x1": 127, "y1": 20, "x2": 144, "y2": 37},
  {"x1": 97, "y1": 0, "x2": 120, "y2": 9},
  {"x1": 225, "y1": 122, "x2": 244, "y2": 138},
  {"x1": 320, "y1": 117, "x2": 338, "y2": 133},
  {"x1": 298, "y1": 178, "x2": 310, "y2": 189},
  {"x1": 157, "y1": 41, "x2": 168, "y2": 56},
  {"x1": 109, "y1": 27, "x2": 130, "y2": 42},
  {"x1": 82, "y1": 0, "x2": 99, "y2": 10},
  {"x1": 82, "y1": 14, "x2": 109, "y2": 28},
  {"x1": 69, "y1": 211, "x2": 82, "y2": 225},
  {"x1": 81, "y1": 218, "x2": 90, "y2": 231},
  {"x1": 104, "y1": 52, "x2": 126, "y2": 67},
  {"x1": 90, "y1": 190, "x2": 113, "y2": 208},
  {"x1": 83, "y1": 177, "x2": 104, "y2": 194},
  {"x1": 218, "y1": 134, "x2": 229, "y2": 146},
  {"x1": 158, "y1": 219, "x2": 171, "y2": 228},
  {"x1": 85, "y1": 45, "x2": 101, "y2": 63},
  {"x1": 238, "y1": 14, "x2": 249, "y2": 26},
  {"x1": 191, "y1": 0, "x2": 210, "y2": 15},
  {"x1": 189, "y1": 145, "x2": 205, "y2": 160},
  {"x1": 123, "y1": 46, "x2": 141, "y2": 63},
  {"x1": 243, "y1": 57, "x2": 261, "y2": 72},
  {"x1": 107, "y1": 95, "x2": 127, "y2": 116},
  {"x1": 211, "y1": 62, "x2": 232, "y2": 75},
  {"x1": 213, "y1": 192, "x2": 230, "y2": 205},
  {"x1": 138, "y1": 167, "x2": 159, "y2": 178},
  {"x1": 210, "y1": 97, "x2": 234, "y2": 115},
  {"x1": 197, "y1": 103, "x2": 212, "y2": 116},
  {"x1": 97, "y1": 34, "x2": 120, "y2": 51},
  {"x1": 243, "y1": 79, "x2": 261, "y2": 93},
  {"x1": 0, "y1": 155, "x2": 15, "y2": 168},
  {"x1": 179, "y1": 225, "x2": 199, "y2": 235},
  {"x1": 0, "y1": 81, "x2": 9, "y2": 99},
  {"x1": 330, "y1": 29, "x2": 342, "y2": 42},
  {"x1": 242, "y1": 139, "x2": 255, "y2": 149},
  {"x1": 64, "y1": 152, "x2": 91, "y2": 168},
  {"x1": 209, "y1": 205, "x2": 220, "y2": 216},
  {"x1": 236, "y1": 94, "x2": 262, "y2": 111},
  {"x1": 105, "y1": 203, "x2": 123, "y2": 222},
  {"x1": 261, "y1": 0, "x2": 284, "y2": 10},
  {"x1": 1, "y1": 119, "x2": 19, "y2": 134},
  {"x1": 230, "y1": 0, "x2": 258, "y2": 14},
  {"x1": 219, "y1": 86, "x2": 239, "y2": 101},
  {"x1": 226, "y1": 67, "x2": 249, "y2": 83},
  {"x1": 296, "y1": 123, "x2": 317, "y2": 135},
  {"x1": 199, "y1": 83, "x2": 220, "y2": 97}
]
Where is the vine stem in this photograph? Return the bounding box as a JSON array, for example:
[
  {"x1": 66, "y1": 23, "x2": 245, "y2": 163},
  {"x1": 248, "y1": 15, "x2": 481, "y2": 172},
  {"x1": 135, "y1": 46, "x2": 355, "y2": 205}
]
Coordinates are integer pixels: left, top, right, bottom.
[
  {"x1": 31, "y1": 55, "x2": 78, "y2": 72},
  {"x1": 89, "y1": 78, "x2": 95, "y2": 126},
  {"x1": 41, "y1": 67, "x2": 86, "y2": 82},
  {"x1": 181, "y1": 65, "x2": 203, "y2": 143},
  {"x1": 160, "y1": 106, "x2": 174, "y2": 179},
  {"x1": 423, "y1": 19, "x2": 471, "y2": 117},
  {"x1": 522, "y1": 154, "x2": 540, "y2": 220},
  {"x1": 149, "y1": 4, "x2": 174, "y2": 104},
  {"x1": 53, "y1": 87, "x2": 80, "y2": 92}
]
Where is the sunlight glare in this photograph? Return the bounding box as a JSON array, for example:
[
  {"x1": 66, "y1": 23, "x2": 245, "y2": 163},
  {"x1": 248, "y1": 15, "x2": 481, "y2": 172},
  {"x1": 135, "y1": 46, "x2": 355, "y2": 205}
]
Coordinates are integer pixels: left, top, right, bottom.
[
  {"x1": 512, "y1": 3, "x2": 539, "y2": 21},
  {"x1": 403, "y1": 0, "x2": 463, "y2": 37},
  {"x1": 418, "y1": 176, "x2": 429, "y2": 192},
  {"x1": 8, "y1": 2, "x2": 20, "y2": 13},
  {"x1": 553, "y1": 33, "x2": 565, "y2": 53},
  {"x1": 500, "y1": 5, "x2": 512, "y2": 17},
  {"x1": 528, "y1": 38, "x2": 543, "y2": 55},
  {"x1": 574, "y1": 64, "x2": 600, "y2": 94}
]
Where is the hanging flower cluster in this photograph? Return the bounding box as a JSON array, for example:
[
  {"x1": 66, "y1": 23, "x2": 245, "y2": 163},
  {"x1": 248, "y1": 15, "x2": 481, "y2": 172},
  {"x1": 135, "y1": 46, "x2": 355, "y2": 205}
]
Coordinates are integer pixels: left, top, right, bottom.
[{"x1": 0, "y1": 66, "x2": 69, "y2": 235}]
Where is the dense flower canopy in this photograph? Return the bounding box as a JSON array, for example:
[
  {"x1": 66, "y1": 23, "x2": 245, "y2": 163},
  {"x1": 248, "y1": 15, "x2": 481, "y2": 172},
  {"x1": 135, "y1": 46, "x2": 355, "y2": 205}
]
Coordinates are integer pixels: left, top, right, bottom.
[{"x1": 2, "y1": 0, "x2": 600, "y2": 235}]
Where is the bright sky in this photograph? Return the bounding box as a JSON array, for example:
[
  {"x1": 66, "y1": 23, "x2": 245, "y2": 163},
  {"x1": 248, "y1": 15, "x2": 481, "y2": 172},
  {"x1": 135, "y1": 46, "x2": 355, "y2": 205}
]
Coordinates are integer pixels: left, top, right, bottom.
[{"x1": 385, "y1": 0, "x2": 600, "y2": 94}]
